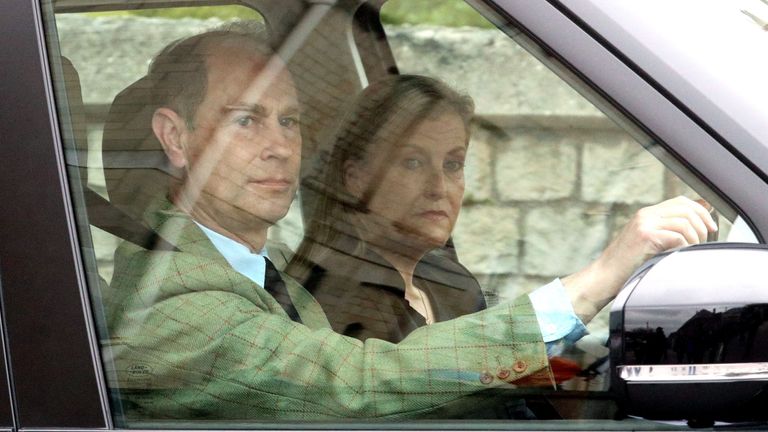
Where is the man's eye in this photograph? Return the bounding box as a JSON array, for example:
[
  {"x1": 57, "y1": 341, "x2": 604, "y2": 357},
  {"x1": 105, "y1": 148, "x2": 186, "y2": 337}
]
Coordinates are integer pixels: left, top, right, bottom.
[
  {"x1": 402, "y1": 158, "x2": 423, "y2": 170},
  {"x1": 236, "y1": 116, "x2": 254, "y2": 127},
  {"x1": 444, "y1": 160, "x2": 465, "y2": 173},
  {"x1": 279, "y1": 116, "x2": 300, "y2": 128}
]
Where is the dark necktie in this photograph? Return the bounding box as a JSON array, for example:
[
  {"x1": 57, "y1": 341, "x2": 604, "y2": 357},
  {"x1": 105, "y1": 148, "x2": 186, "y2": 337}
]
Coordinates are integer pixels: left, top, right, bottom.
[{"x1": 264, "y1": 257, "x2": 302, "y2": 323}]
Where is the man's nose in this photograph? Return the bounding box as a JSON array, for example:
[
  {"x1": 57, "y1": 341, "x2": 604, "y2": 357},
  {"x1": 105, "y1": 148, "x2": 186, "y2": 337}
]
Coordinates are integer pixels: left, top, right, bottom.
[{"x1": 259, "y1": 122, "x2": 297, "y2": 160}]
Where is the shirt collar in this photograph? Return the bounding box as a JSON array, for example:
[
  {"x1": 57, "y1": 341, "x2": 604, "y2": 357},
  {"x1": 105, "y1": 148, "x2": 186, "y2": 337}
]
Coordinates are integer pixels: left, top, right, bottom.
[{"x1": 194, "y1": 222, "x2": 269, "y2": 287}]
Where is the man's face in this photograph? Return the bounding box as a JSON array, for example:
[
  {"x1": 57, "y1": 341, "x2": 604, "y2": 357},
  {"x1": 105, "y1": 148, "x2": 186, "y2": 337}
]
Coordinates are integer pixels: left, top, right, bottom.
[{"x1": 177, "y1": 46, "x2": 301, "y2": 237}]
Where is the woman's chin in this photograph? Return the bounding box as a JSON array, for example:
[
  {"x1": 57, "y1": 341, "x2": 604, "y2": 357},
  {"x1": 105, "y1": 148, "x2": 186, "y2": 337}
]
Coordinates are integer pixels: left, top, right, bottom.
[{"x1": 398, "y1": 228, "x2": 450, "y2": 250}]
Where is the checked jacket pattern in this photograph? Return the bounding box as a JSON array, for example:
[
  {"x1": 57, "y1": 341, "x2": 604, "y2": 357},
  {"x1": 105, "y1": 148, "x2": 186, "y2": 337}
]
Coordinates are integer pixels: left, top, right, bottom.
[{"x1": 101, "y1": 199, "x2": 553, "y2": 421}]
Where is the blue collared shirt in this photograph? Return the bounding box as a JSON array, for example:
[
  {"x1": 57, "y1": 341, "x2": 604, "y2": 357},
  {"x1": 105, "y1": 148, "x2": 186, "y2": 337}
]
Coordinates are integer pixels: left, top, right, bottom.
[
  {"x1": 529, "y1": 278, "x2": 588, "y2": 355},
  {"x1": 194, "y1": 222, "x2": 268, "y2": 287}
]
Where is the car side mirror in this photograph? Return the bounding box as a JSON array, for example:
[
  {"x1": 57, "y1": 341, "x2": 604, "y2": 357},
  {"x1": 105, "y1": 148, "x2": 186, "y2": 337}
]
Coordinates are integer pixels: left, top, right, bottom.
[{"x1": 610, "y1": 243, "x2": 768, "y2": 427}]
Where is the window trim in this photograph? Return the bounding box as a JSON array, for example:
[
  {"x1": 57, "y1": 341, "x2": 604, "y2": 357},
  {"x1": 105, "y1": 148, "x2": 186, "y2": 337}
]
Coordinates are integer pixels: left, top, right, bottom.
[{"x1": 0, "y1": 0, "x2": 109, "y2": 427}]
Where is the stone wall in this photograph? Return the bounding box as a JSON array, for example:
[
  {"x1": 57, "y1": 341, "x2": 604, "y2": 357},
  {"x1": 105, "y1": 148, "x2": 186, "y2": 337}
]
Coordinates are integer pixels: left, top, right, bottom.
[
  {"x1": 55, "y1": 16, "x2": 693, "y2": 308},
  {"x1": 385, "y1": 25, "x2": 691, "y2": 303},
  {"x1": 455, "y1": 120, "x2": 678, "y2": 304}
]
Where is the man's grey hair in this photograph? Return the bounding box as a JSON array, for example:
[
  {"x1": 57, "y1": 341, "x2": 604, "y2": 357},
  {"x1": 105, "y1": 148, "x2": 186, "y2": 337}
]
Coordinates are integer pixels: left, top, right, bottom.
[{"x1": 147, "y1": 21, "x2": 275, "y2": 128}]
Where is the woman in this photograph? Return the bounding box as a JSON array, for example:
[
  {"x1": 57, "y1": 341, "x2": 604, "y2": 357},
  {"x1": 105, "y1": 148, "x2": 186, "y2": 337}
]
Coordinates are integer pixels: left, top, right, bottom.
[{"x1": 286, "y1": 75, "x2": 482, "y2": 342}]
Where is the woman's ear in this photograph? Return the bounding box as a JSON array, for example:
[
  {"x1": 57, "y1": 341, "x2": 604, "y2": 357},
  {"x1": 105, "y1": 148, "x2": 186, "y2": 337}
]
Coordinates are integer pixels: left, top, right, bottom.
[
  {"x1": 343, "y1": 159, "x2": 365, "y2": 199},
  {"x1": 152, "y1": 107, "x2": 190, "y2": 169}
]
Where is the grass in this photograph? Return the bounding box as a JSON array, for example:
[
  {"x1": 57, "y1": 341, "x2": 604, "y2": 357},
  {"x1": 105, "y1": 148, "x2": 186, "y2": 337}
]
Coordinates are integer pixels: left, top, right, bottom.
[
  {"x1": 84, "y1": 1, "x2": 492, "y2": 28},
  {"x1": 85, "y1": 5, "x2": 262, "y2": 20},
  {"x1": 381, "y1": 0, "x2": 493, "y2": 28}
]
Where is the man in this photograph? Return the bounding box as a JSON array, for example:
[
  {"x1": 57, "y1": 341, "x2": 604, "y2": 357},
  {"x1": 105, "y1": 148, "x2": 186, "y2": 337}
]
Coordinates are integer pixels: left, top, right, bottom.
[{"x1": 104, "y1": 25, "x2": 716, "y2": 421}]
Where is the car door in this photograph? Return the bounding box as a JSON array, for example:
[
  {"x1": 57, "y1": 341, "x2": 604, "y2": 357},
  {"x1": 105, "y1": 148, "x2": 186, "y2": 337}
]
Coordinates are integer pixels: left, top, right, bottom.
[{"x1": 0, "y1": 0, "x2": 766, "y2": 430}]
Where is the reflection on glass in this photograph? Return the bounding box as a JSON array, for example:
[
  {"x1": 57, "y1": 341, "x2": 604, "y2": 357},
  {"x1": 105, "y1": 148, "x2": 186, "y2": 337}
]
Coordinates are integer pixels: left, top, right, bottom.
[
  {"x1": 46, "y1": 0, "x2": 757, "y2": 426},
  {"x1": 625, "y1": 304, "x2": 768, "y2": 365}
]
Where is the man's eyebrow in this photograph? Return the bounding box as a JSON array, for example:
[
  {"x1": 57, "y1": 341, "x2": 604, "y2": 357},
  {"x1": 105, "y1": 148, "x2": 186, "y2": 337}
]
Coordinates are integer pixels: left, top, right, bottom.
[
  {"x1": 223, "y1": 103, "x2": 301, "y2": 116},
  {"x1": 282, "y1": 104, "x2": 301, "y2": 115},
  {"x1": 395, "y1": 144, "x2": 424, "y2": 151},
  {"x1": 223, "y1": 103, "x2": 268, "y2": 116}
]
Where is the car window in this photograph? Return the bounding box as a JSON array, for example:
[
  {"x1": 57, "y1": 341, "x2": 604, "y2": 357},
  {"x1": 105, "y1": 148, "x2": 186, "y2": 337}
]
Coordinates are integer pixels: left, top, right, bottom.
[
  {"x1": 378, "y1": 0, "x2": 755, "y2": 387},
  {"x1": 42, "y1": 0, "x2": 758, "y2": 429}
]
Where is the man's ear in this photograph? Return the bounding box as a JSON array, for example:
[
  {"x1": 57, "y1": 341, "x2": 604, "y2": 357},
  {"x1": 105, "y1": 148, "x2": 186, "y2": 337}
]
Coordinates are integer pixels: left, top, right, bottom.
[{"x1": 152, "y1": 107, "x2": 189, "y2": 169}]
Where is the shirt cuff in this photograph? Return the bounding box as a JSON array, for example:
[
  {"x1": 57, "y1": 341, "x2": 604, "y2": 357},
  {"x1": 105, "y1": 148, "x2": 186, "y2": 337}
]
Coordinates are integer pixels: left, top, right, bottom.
[{"x1": 528, "y1": 278, "x2": 588, "y2": 344}]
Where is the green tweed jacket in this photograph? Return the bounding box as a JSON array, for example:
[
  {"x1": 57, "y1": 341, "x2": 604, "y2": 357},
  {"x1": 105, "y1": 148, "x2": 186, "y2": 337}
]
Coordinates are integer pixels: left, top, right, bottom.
[{"x1": 102, "y1": 199, "x2": 551, "y2": 422}]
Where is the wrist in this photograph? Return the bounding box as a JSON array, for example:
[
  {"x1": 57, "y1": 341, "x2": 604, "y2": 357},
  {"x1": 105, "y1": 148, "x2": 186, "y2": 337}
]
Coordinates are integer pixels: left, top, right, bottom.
[{"x1": 561, "y1": 259, "x2": 610, "y2": 324}]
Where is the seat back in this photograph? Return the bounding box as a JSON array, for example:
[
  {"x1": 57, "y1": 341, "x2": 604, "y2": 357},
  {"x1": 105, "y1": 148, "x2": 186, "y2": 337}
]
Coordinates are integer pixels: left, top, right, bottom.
[{"x1": 101, "y1": 76, "x2": 179, "y2": 224}]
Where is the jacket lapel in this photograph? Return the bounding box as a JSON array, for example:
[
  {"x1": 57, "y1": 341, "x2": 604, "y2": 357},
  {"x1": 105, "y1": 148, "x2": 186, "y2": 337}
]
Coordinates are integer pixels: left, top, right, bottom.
[{"x1": 143, "y1": 197, "x2": 330, "y2": 330}]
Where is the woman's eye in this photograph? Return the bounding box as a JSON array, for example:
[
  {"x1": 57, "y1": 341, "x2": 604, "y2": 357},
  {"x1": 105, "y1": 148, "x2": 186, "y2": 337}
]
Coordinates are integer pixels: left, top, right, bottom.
[
  {"x1": 444, "y1": 160, "x2": 465, "y2": 173},
  {"x1": 280, "y1": 116, "x2": 300, "y2": 128},
  {"x1": 402, "y1": 158, "x2": 423, "y2": 170}
]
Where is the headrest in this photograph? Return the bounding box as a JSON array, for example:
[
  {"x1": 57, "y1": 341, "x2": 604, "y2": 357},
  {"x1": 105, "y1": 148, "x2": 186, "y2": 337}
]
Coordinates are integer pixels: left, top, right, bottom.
[
  {"x1": 59, "y1": 57, "x2": 88, "y2": 153},
  {"x1": 101, "y1": 76, "x2": 179, "y2": 222}
]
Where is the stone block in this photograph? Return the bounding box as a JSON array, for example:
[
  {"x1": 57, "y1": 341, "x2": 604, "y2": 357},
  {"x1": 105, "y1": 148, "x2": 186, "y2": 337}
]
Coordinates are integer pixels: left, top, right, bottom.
[
  {"x1": 453, "y1": 206, "x2": 520, "y2": 275},
  {"x1": 664, "y1": 171, "x2": 699, "y2": 199},
  {"x1": 386, "y1": 25, "x2": 602, "y2": 117},
  {"x1": 57, "y1": 15, "x2": 223, "y2": 104},
  {"x1": 90, "y1": 226, "x2": 122, "y2": 284},
  {"x1": 495, "y1": 275, "x2": 554, "y2": 300},
  {"x1": 521, "y1": 204, "x2": 610, "y2": 276},
  {"x1": 581, "y1": 135, "x2": 665, "y2": 204},
  {"x1": 268, "y1": 198, "x2": 304, "y2": 252},
  {"x1": 495, "y1": 131, "x2": 578, "y2": 200},
  {"x1": 463, "y1": 126, "x2": 493, "y2": 202}
]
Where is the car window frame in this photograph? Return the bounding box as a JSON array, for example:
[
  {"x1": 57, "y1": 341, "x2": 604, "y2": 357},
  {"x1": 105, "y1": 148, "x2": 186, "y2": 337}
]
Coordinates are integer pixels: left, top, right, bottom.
[
  {"x1": 0, "y1": 0, "x2": 765, "y2": 429},
  {"x1": 0, "y1": 0, "x2": 110, "y2": 427}
]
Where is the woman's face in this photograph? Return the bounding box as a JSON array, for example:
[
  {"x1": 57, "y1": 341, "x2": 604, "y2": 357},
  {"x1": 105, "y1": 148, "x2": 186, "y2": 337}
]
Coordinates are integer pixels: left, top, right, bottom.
[{"x1": 345, "y1": 110, "x2": 467, "y2": 254}]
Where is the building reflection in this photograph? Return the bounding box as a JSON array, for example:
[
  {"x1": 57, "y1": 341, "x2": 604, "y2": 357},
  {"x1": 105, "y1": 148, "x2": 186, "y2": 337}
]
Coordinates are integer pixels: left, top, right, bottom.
[{"x1": 624, "y1": 304, "x2": 768, "y2": 365}]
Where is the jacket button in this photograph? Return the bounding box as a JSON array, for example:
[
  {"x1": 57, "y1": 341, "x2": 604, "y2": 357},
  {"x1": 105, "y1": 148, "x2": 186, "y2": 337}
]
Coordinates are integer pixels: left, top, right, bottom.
[
  {"x1": 479, "y1": 371, "x2": 494, "y2": 384},
  {"x1": 512, "y1": 360, "x2": 528, "y2": 373},
  {"x1": 497, "y1": 369, "x2": 511, "y2": 380}
]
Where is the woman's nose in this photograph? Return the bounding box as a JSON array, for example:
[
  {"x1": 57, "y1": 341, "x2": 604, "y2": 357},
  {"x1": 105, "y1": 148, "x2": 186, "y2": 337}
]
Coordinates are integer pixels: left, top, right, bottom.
[{"x1": 424, "y1": 169, "x2": 447, "y2": 199}]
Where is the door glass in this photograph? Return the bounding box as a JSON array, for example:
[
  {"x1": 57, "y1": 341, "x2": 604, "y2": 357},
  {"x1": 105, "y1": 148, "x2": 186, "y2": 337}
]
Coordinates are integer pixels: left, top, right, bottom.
[
  {"x1": 42, "y1": 0, "x2": 756, "y2": 428},
  {"x1": 360, "y1": 0, "x2": 757, "y2": 420},
  {"x1": 380, "y1": 0, "x2": 752, "y2": 320}
]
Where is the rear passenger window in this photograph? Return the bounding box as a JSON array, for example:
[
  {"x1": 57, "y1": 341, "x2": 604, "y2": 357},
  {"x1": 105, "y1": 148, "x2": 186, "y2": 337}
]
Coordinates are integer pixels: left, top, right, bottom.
[
  {"x1": 43, "y1": 0, "x2": 756, "y2": 428},
  {"x1": 53, "y1": 5, "x2": 270, "y2": 285}
]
